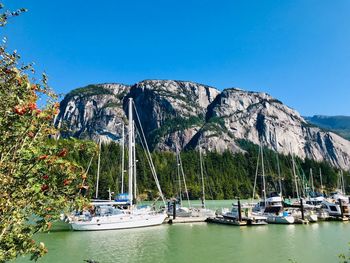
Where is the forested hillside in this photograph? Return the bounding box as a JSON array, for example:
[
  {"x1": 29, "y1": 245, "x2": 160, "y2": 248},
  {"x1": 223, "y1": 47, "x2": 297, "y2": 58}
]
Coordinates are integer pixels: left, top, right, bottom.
[
  {"x1": 305, "y1": 115, "x2": 350, "y2": 140},
  {"x1": 64, "y1": 139, "x2": 347, "y2": 200}
]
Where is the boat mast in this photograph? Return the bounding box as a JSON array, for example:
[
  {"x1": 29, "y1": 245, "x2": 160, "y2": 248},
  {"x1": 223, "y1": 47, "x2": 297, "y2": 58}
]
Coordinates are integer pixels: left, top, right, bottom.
[
  {"x1": 319, "y1": 168, "x2": 324, "y2": 194},
  {"x1": 340, "y1": 170, "x2": 345, "y2": 194},
  {"x1": 95, "y1": 139, "x2": 101, "y2": 199},
  {"x1": 199, "y1": 139, "x2": 206, "y2": 209},
  {"x1": 128, "y1": 98, "x2": 134, "y2": 205},
  {"x1": 121, "y1": 123, "x2": 125, "y2": 193},
  {"x1": 178, "y1": 150, "x2": 191, "y2": 208},
  {"x1": 291, "y1": 148, "x2": 299, "y2": 200},
  {"x1": 343, "y1": 170, "x2": 346, "y2": 194},
  {"x1": 310, "y1": 168, "x2": 314, "y2": 193},
  {"x1": 133, "y1": 120, "x2": 137, "y2": 204},
  {"x1": 252, "y1": 144, "x2": 261, "y2": 201},
  {"x1": 176, "y1": 147, "x2": 183, "y2": 204},
  {"x1": 275, "y1": 130, "x2": 282, "y2": 195},
  {"x1": 261, "y1": 142, "x2": 267, "y2": 206}
]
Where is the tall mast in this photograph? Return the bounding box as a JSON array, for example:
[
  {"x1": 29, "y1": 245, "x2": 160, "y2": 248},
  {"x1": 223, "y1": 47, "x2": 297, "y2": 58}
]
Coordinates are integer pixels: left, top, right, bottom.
[
  {"x1": 310, "y1": 168, "x2": 314, "y2": 193},
  {"x1": 261, "y1": 142, "x2": 267, "y2": 206},
  {"x1": 176, "y1": 147, "x2": 182, "y2": 204},
  {"x1": 128, "y1": 98, "x2": 133, "y2": 205},
  {"x1": 121, "y1": 123, "x2": 125, "y2": 193},
  {"x1": 275, "y1": 130, "x2": 282, "y2": 195},
  {"x1": 341, "y1": 170, "x2": 345, "y2": 194},
  {"x1": 95, "y1": 139, "x2": 101, "y2": 199},
  {"x1": 319, "y1": 168, "x2": 323, "y2": 193},
  {"x1": 178, "y1": 150, "x2": 191, "y2": 208},
  {"x1": 133, "y1": 120, "x2": 137, "y2": 204},
  {"x1": 343, "y1": 171, "x2": 346, "y2": 194},
  {"x1": 199, "y1": 140, "x2": 206, "y2": 208},
  {"x1": 252, "y1": 144, "x2": 261, "y2": 201},
  {"x1": 291, "y1": 148, "x2": 299, "y2": 199}
]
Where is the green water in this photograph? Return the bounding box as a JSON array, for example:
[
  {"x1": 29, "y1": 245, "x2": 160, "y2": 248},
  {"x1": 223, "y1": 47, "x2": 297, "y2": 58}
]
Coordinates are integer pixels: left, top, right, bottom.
[{"x1": 16, "y1": 200, "x2": 350, "y2": 263}]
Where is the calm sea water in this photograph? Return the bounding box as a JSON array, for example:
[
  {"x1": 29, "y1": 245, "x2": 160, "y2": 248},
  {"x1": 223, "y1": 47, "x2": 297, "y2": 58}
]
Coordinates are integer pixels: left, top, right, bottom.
[{"x1": 16, "y1": 200, "x2": 350, "y2": 263}]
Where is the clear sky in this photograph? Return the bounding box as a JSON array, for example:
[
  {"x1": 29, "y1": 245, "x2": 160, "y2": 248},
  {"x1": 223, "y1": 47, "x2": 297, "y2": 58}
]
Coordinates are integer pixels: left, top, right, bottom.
[{"x1": 2, "y1": 0, "x2": 350, "y2": 116}]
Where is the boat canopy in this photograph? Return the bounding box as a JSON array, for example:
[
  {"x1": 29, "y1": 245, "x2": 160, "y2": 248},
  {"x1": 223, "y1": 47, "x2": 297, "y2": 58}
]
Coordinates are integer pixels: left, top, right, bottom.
[{"x1": 115, "y1": 193, "x2": 130, "y2": 204}]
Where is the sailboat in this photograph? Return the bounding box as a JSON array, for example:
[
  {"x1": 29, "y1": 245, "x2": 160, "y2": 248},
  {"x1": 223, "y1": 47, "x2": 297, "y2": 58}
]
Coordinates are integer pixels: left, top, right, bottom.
[
  {"x1": 251, "y1": 142, "x2": 294, "y2": 224},
  {"x1": 167, "y1": 148, "x2": 192, "y2": 217},
  {"x1": 192, "y1": 141, "x2": 216, "y2": 218},
  {"x1": 167, "y1": 143, "x2": 215, "y2": 220},
  {"x1": 321, "y1": 170, "x2": 350, "y2": 218},
  {"x1": 69, "y1": 98, "x2": 167, "y2": 230}
]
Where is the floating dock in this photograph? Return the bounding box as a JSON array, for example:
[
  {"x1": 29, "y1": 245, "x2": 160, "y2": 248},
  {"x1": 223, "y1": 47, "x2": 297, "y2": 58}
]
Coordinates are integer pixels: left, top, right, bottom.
[
  {"x1": 206, "y1": 216, "x2": 247, "y2": 226},
  {"x1": 294, "y1": 218, "x2": 309, "y2": 224},
  {"x1": 165, "y1": 216, "x2": 207, "y2": 224}
]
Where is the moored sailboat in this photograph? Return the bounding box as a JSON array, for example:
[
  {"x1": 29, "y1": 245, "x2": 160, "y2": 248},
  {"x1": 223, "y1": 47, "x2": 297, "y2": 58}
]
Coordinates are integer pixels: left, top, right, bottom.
[
  {"x1": 69, "y1": 98, "x2": 167, "y2": 230},
  {"x1": 167, "y1": 143, "x2": 215, "y2": 221}
]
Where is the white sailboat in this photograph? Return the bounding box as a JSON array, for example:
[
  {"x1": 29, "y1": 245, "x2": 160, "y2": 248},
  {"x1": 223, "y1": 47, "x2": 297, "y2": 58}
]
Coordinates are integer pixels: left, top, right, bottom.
[
  {"x1": 167, "y1": 143, "x2": 215, "y2": 220},
  {"x1": 69, "y1": 98, "x2": 167, "y2": 231},
  {"x1": 321, "y1": 171, "x2": 350, "y2": 218},
  {"x1": 252, "y1": 142, "x2": 295, "y2": 224}
]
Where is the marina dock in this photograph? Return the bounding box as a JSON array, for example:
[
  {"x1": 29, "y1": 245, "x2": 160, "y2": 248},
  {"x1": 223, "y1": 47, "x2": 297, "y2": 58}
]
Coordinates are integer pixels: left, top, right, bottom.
[
  {"x1": 165, "y1": 216, "x2": 207, "y2": 224},
  {"x1": 206, "y1": 216, "x2": 247, "y2": 226}
]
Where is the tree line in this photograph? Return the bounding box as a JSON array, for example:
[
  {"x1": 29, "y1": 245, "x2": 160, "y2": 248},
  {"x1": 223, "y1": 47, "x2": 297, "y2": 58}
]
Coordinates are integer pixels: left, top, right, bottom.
[{"x1": 63, "y1": 138, "x2": 348, "y2": 201}]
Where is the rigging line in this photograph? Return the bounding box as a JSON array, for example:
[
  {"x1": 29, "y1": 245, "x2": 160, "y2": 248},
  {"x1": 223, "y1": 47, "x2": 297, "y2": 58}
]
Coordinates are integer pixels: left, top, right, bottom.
[
  {"x1": 135, "y1": 126, "x2": 160, "y2": 201},
  {"x1": 135, "y1": 126, "x2": 165, "y2": 205},
  {"x1": 203, "y1": 156, "x2": 214, "y2": 200},
  {"x1": 178, "y1": 150, "x2": 191, "y2": 208},
  {"x1": 290, "y1": 144, "x2": 299, "y2": 200},
  {"x1": 133, "y1": 102, "x2": 166, "y2": 206},
  {"x1": 175, "y1": 147, "x2": 183, "y2": 204},
  {"x1": 252, "y1": 143, "x2": 261, "y2": 201},
  {"x1": 275, "y1": 129, "x2": 283, "y2": 196},
  {"x1": 77, "y1": 154, "x2": 95, "y2": 196},
  {"x1": 264, "y1": 151, "x2": 276, "y2": 193},
  {"x1": 295, "y1": 157, "x2": 306, "y2": 197},
  {"x1": 261, "y1": 142, "x2": 267, "y2": 205},
  {"x1": 198, "y1": 140, "x2": 206, "y2": 208},
  {"x1": 95, "y1": 139, "x2": 102, "y2": 199}
]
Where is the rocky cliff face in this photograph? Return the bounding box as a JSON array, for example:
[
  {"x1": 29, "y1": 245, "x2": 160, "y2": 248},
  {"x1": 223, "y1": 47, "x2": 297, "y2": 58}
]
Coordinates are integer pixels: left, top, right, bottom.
[{"x1": 56, "y1": 80, "x2": 350, "y2": 170}]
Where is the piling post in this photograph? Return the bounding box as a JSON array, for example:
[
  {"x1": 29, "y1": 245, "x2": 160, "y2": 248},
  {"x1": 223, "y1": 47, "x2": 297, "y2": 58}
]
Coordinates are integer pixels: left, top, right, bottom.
[
  {"x1": 238, "y1": 198, "x2": 242, "y2": 222},
  {"x1": 300, "y1": 198, "x2": 304, "y2": 220},
  {"x1": 173, "y1": 200, "x2": 176, "y2": 220}
]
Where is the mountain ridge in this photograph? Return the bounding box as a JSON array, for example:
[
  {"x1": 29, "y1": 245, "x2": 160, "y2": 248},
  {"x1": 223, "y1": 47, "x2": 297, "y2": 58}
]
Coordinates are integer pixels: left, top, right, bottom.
[
  {"x1": 56, "y1": 80, "x2": 350, "y2": 170},
  {"x1": 305, "y1": 115, "x2": 350, "y2": 141}
]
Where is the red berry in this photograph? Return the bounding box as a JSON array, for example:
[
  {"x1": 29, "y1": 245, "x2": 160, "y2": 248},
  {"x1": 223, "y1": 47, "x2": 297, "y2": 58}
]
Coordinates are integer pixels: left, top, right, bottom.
[
  {"x1": 58, "y1": 148, "x2": 68, "y2": 157},
  {"x1": 41, "y1": 184, "x2": 49, "y2": 191},
  {"x1": 27, "y1": 102, "x2": 37, "y2": 111},
  {"x1": 13, "y1": 106, "x2": 26, "y2": 116},
  {"x1": 63, "y1": 179, "x2": 71, "y2": 186},
  {"x1": 38, "y1": 155, "x2": 48, "y2": 160}
]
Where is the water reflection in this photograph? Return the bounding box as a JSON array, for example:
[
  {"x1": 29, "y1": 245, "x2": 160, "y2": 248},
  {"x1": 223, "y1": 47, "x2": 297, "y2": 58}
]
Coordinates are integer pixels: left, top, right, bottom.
[{"x1": 15, "y1": 202, "x2": 350, "y2": 263}]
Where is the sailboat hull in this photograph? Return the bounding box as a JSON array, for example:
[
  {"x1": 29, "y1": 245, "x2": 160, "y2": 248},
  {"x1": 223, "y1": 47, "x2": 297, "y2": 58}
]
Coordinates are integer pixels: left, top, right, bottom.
[{"x1": 70, "y1": 213, "x2": 167, "y2": 231}]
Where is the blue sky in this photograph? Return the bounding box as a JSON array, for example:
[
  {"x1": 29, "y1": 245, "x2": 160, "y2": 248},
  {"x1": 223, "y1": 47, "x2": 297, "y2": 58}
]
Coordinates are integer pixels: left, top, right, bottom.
[{"x1": 2, "y1": 0, "x2": 350, "y2": 116}]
